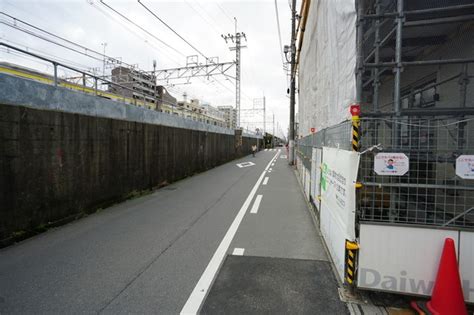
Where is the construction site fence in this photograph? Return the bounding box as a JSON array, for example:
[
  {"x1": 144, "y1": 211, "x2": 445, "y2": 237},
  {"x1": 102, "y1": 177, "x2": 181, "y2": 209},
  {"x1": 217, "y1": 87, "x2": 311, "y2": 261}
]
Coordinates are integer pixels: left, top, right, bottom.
[{"x1": 297, "y1": 116, "x2": 474, "y2": 230}]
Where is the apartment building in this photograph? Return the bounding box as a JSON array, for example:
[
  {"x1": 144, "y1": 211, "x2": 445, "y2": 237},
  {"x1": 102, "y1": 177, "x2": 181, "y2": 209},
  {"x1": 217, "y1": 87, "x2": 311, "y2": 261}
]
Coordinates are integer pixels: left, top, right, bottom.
[{"x1": 217, "y1": 105, "x2": 237, "y2": 129}]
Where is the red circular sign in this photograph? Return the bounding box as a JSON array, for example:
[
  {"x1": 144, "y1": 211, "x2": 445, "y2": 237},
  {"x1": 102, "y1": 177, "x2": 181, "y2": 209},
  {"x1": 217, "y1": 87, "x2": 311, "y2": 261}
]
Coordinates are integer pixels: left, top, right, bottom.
[{"x1": 310, "y1": 127, "x2": 316, "y2": 133}]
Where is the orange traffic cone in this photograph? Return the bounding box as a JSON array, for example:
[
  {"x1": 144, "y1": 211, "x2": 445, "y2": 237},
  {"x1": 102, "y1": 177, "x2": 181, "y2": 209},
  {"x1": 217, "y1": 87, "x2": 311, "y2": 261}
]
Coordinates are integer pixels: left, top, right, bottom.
[{"x1": 411, "y1": 238, "x2": 467, "y2": 315}]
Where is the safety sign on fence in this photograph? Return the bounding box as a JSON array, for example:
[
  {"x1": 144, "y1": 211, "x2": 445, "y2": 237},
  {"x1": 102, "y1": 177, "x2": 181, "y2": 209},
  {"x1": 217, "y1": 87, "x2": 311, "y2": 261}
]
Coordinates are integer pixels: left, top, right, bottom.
[
  {"x1": 374, "y1": 153, "x2": 409, "y2": 176},
  {"x1": 456, "y1": 155, "x2": 474, "y2": 179}
]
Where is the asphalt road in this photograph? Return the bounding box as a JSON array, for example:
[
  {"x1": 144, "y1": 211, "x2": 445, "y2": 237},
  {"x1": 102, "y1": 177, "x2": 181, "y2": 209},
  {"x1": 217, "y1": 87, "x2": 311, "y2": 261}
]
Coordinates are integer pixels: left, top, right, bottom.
[{"x1": 0, "y1": 148, "x2": 340, "y2": 314}]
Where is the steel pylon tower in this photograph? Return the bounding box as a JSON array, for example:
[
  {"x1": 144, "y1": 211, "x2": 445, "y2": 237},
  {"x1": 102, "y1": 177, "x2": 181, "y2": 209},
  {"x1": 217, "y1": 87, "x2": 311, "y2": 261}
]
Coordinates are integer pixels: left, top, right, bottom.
[{"x1": 222, "y1": 18, "x2": 247, "y2": 128}]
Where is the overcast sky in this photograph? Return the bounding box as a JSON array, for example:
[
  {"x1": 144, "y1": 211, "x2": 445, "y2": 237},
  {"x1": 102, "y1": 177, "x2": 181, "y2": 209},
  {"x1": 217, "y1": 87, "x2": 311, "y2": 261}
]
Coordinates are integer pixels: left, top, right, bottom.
[{"x1": 1, "y1": 0, "x2": 295, "y2": 138}]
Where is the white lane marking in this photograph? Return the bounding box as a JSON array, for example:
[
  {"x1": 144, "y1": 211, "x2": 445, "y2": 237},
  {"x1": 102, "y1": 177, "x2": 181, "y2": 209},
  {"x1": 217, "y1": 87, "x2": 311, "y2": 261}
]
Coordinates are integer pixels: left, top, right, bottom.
[
  {"x1": 250, "y1": 195, "x2": 263, "y2": 214},
  {"x1": 264, "y1": 149, "x2": 268, "y2": 151},
  {"x1": 232, "y1": 248, "x2": 245, "y2": 256},
  {"x1": 268, "y1": 171, "x2": 272, "y2": 173},
  {"x1": 262, "y1": 177, "x2": 269, "y2": 185},
  {"x1": 180, "y1": 151, "x2": 279, "y2": 315},
  {"x1": 280, "y1": 155, "x2": 287, "y2": 159},
  {"x1": 269, "y1": 168, "x2": 273, "y2": 171},
  {"x1": 236, "y1": 161, "x2": 255, "y2": 168},
  {"x1": 265, "y1": 152, "x2": 279, "y2": 171},
  {"x1": 271, "y1": 163, "x2": 275, "y2": 166}
]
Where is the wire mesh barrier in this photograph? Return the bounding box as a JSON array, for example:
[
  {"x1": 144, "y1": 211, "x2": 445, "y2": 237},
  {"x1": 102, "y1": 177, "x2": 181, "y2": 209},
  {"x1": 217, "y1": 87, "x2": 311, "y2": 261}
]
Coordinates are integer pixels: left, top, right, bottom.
[
  {"x1": 358, "y1": 116, "x2": 474, "y2": 228},
  {"x1": 296, "y1": 121, "x2": 352, "y2": 170},
  {"x1": 296, "y1": 116, "x2": 474, "y2": 229}
]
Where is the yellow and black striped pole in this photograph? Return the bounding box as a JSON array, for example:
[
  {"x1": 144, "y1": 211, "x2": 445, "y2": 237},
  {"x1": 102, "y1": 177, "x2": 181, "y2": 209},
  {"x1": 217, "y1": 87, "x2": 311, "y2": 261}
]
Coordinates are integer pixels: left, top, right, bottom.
[
  {"x1": 345, "y1": 240, "x2": 359, "y2": 285},
  {"x1": 347, "y1": 104, "x2": 361, "y2": 286},
  {"x1": 350, "y1": 104, "x2": 361, "y2": 152}
]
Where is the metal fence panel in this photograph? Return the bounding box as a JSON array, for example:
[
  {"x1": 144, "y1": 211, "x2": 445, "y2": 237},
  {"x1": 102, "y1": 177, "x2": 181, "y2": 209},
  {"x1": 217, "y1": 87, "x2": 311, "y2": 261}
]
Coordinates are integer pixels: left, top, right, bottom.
[{"x1": 358, "y1": 117, "x2": 474, "y2": 229}]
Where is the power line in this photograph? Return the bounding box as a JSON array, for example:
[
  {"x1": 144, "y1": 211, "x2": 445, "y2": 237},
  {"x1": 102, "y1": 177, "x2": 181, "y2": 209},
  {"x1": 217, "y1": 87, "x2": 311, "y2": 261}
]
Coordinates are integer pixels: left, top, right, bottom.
[
  {"x1": 273, "y1": 0, "x2": 286, "y2": 73},
  {"x1": 98, "y1": 1, "x2": 185, "y2": 58},
  {"x1": 0, "y1": 12, "x2": 132, "y2": 68},
  {"x1": 215, "y1": 3, "x2": 234, "y2": 26},
  {"x1": 184, "y1": 0, "x2": 222, "y2": 37},
  {"x1": 87, "y1": 0, "x2": 182, "y2": 67},
  {"x1": 1, "y1": 21, "x2": 105, "y2": 63},
  {"x1": 137, "y1": 0, "x2": 212, "y2": 63}
]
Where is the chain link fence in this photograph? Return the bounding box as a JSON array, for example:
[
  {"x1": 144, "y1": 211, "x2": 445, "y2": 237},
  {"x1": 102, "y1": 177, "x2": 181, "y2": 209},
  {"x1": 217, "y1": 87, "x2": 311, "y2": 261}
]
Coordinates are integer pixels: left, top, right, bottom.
[
  {"x1": 296, "y1": 121, "x2": 352, "y2": 170},
  {"x1": 358, "y1": 116, "x2": 474, "y2": 228}
]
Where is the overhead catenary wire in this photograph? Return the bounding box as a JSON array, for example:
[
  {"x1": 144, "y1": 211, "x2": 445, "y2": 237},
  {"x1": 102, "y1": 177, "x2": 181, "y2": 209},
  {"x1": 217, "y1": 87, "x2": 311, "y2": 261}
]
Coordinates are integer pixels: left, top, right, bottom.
[
  {"x1": 136, "y1": 0, "x2": 240, "y2": 99},
  {"x1": 273, "y1": 0, "x2": 287, "y2": 74},
  {"x1": 1, "y1": 21, "x2": 105, "y2": 63},
  {"x1": 215, "y1": 2, "x2": 234, "y2": 28},
  {"x1": 87, "y1": 0, "x2": 183, "y2": 67},
  {"x1": 0, "y1": 12, "x2": 134, "y2": 68},
  {"x1": 184, "y1": 0, "x2": 222, "y2": 38},
  {"x1": 98, "y1": 0, "x2": 185, "y2": 59},
  {"x1": 1, "y1": 5, "x2": 239, "y2": 113},
  {"x1": 98, "y1": 0, "x2": 233, "y2": 97},
  {"x1": 137, "y1": 0, "x2": 212, "y2": 63}
]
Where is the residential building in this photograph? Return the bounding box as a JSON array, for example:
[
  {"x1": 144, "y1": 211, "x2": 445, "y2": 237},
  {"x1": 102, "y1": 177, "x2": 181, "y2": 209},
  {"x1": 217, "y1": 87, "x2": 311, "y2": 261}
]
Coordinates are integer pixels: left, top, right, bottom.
[
  {"x1": 217, "y1": 105, "x2": 237, "y2": 129},
  {"x1": 109, "y1": 66, "x2": 157, "y2": 109}
]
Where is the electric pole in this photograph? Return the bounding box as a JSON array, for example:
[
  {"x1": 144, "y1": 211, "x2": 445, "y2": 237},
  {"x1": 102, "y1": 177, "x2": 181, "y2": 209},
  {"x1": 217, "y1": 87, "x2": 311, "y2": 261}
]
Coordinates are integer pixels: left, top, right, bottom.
[
  {"x1": 263, "y1": 95, "x2": 266, "y2": 135},
  {"x1": 273, "y1": 113, "x2": 275, "y2": 148},
  {"x1": 288, "y1": 0, "x2": 297, "y2": 165},
  {"x1": 222, "y1": 18, "x2": 247, "y2": 128},
  {"x1": 101, "y1": 42, "x2": 107, "y2": 78}
]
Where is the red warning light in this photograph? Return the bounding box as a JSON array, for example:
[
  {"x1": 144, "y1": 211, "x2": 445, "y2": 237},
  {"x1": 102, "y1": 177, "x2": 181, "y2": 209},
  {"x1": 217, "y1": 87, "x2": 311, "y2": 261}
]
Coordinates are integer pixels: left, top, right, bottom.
[{"x1": 350, "y1": 104, "x2": 360, "y2": 116}]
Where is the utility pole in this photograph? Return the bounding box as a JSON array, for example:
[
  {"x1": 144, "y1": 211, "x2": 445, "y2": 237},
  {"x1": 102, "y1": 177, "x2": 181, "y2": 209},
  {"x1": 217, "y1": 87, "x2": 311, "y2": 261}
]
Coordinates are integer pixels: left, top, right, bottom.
[
  {"x1": 263, "y1": 95, "x2": 266, "y2": 135},
  {"x1": 272, "y1": 113, "x2": 275, "y2": 148},
  {"x1": 101, "y1": 42, "x2": 107, "y2": 78},
  {"x1": 288, "y1": 0, "x2": 297, "y2": 165},
  {"x1": 222, "y1": 18, "x2": 247, "y2": 128}
]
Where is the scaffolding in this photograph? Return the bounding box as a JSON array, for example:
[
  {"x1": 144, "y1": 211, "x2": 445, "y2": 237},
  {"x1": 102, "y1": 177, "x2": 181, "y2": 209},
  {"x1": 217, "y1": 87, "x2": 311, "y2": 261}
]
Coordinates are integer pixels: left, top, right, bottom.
[
  {"x1": 297, "y1": 0, "x2": 474, "y2": 229},
  {"x1": 356, "y1": 0, "x2": 474, "y2": 228}
]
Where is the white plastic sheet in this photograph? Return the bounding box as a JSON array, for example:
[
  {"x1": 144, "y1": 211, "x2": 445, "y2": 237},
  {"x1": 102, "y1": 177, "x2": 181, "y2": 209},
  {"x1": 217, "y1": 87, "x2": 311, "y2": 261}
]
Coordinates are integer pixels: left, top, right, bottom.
[{"x1": 298, "y1": 0, "x2": 357, "y2": 136}]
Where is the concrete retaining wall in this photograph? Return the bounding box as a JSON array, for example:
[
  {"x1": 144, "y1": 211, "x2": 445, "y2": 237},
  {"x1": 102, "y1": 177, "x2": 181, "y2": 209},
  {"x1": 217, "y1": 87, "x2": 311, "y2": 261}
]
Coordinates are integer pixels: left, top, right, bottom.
[{"x1": 0, "y1": 74, "x2": 259, "y2": 242}]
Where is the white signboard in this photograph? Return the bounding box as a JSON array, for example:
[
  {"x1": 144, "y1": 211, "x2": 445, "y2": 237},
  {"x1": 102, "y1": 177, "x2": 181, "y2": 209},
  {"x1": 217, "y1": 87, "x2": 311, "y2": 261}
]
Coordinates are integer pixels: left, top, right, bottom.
[
  {"x1": 320, "y1": 147, "x2": 360, "y2": 281},
  {"x1": 358, "y1": 224, "x2": 474, "y2": 303},
  {"x1": 456, "y1": 155, "x2": 474, "y2": 179},
  {"x1": 374, "y1": 153, "x2": 409, "y2": 176}
]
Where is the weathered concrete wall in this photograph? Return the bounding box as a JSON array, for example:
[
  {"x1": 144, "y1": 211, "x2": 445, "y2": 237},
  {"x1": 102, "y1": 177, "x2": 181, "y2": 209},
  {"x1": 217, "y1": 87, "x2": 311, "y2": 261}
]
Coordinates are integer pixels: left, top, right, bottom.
[
  {"x1": 0, "y1": 74, "x2": 260, "y2": 242},
  {"x1": 0, "y1": 103, "x2": 257, "y2": 241}
]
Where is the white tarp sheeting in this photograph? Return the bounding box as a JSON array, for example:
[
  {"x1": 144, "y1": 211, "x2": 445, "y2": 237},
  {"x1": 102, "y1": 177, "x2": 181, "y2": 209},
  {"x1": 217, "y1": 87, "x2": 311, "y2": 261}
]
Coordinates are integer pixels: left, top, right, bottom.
[{"x1": 298, "y1": 0, "x2": 357, "y2": 136}]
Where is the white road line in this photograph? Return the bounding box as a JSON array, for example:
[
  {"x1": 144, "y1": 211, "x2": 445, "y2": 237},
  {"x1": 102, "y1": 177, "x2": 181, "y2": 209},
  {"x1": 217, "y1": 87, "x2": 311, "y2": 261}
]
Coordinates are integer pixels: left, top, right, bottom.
[
  {"x1": 232, "y1": 248, "x2": 245, "y2": 256},
  {"x1": 262, "y1": 177, "x2": 269, "y2": 185},
  {"x1": 269, "y1": 168, "x2": 273, "y2": 171},
  {"x1": 180, "y1": 151, "x2": 279, "y2": 315},
  {"x1": 271, "y1": 163, "x2": 275, "y2": 166},
  {"x1": 265, "y1": 152, "x2": 279, "y2": 171},
  {"x1": 250, "y1": 195, "x2": 263, "y2": 214}
]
